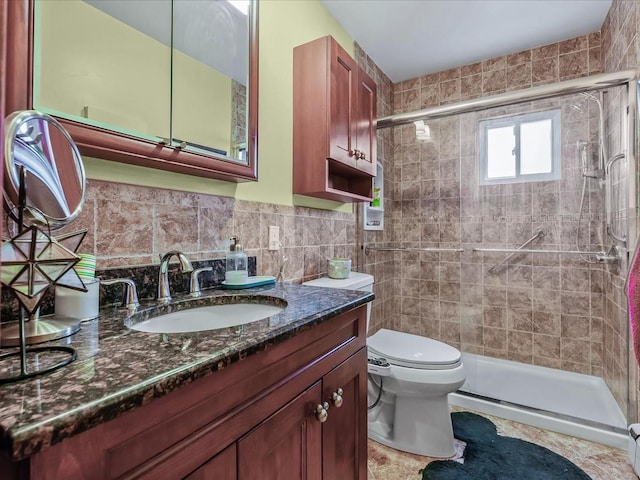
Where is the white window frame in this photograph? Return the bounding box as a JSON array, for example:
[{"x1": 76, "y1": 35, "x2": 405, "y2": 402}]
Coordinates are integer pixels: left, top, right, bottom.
[{"x1": 479, "y1": 109, "x2": 562, "y2": 185}]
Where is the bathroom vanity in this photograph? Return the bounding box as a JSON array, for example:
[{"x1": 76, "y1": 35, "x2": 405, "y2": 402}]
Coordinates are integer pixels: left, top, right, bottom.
[{"x1": 0, "y1": 284, "x2": 371, "y2": 479}]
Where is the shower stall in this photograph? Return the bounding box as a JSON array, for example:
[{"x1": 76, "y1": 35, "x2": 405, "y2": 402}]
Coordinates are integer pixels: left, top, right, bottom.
[{"x1": 366, "y1": 70, "x2": 638, "y2": 448}]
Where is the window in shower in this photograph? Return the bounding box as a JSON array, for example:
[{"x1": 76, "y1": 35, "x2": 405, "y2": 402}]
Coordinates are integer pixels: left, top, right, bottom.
[{"x1": 479, "y1": 109, "x2": 561, "y2": 185}]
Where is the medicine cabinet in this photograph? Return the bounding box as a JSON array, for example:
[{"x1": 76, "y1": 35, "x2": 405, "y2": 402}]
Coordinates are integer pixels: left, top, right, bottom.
[{"x1": 2, "y1": 0, "x2": 259, "y2": 182}]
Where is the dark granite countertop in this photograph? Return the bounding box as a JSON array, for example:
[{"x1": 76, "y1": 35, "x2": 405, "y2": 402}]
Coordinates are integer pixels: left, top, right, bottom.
[{"x1": 0, "y1": 283, "x2": 373, "y2": 461}]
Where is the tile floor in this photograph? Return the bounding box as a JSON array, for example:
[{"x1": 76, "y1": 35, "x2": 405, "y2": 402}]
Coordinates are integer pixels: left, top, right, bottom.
[{"x1": 368, "y1": 408, "x2": 637, "y2": 480}]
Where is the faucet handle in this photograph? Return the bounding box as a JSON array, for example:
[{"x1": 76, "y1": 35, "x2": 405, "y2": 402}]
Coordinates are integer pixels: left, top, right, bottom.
[
  {"x1": 101, "y1": 278, "x2": 139, "y2": 311},
  {"x1": 277, "y1": 255, "x2": 289, "y2": 286},
  {"x1": 190, "y1": 267, "x2": 213, "y2": 297}
]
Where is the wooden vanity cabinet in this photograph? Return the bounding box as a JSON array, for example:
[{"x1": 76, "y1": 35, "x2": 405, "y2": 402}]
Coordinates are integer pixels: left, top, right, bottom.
[
  {"x1": 238, "y1": 349, "x2": 367, "y2": 480},
  {"x1": 5, "y1": 306, "x2": 368, "y2": 480},
  {"x1": 293, "y1": 35, "x2": 377, "y2": 203}
]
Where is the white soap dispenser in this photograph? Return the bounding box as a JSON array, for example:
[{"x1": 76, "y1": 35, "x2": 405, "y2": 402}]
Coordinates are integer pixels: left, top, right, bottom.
[{"x1": 225, "y1": 236, "x2": 248, "y2": 285}]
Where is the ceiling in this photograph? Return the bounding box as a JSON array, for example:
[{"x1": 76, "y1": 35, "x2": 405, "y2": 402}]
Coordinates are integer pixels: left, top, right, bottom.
[{"x1": 320, "y1": 0, "x2": 612, "y2": 83}]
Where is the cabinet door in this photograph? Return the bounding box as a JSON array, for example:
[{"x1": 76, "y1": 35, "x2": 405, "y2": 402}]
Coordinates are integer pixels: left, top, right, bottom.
[
  {"x1": 328, "y1": 42, "x2": 359, "y2": 170},
  {"x1": 185, "y1": 444, "x2": 236, "y2": 480},
  {"x1": 238, "y1": 382, "x2": 322, "y2": 480},
  {"x1": 322, "y1": 348, "x2": 368, "y2": 480},
  {"x1": 355, "y1": 69, "x2": 377, "y2": 176}
]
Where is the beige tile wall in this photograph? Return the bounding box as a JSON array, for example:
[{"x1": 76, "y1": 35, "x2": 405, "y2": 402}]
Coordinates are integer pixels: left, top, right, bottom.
[
  {"x1": 61, "y1": 180, "x2": 358, "y2": 285},
  {"x1": 601, "y1": 0, "x2": 640, "y2": 421},
  {"x1": 394, "y1": 32, "x2": 601, "y2": 113},
  {"x1": 379, "y1": 0, "x2": 638, "y2": 420},
  {"x1": 386, "y1": 32, "x2": 630, "y2": 384},
  {"x1": 355, "y1": 43, "x2": 398, "y2": 335},
  {"x1": 390, "y1": 90, "x2": 612, "y2": 371}
]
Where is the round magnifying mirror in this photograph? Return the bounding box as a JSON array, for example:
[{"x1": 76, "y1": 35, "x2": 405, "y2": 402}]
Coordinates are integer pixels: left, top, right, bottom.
[{"x1": 3, "y1": 110, "x2": 86, "y2": 231}]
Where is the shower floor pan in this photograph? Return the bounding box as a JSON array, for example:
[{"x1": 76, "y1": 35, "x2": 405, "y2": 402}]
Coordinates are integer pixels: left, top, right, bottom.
[{"x1": 449, "y1": 352, "x2": 628, "y2": 449}]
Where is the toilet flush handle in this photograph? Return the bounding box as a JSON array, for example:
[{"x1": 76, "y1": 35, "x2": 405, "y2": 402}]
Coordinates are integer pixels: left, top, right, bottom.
[{"x1": 331, "y1": 388, "x2": 344, "y2": 408}]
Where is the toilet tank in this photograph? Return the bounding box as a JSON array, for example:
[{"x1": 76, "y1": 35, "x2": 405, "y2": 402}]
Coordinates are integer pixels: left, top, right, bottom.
[{"x1": 302, "y1": 272, "x2": 374, "y2": 331}]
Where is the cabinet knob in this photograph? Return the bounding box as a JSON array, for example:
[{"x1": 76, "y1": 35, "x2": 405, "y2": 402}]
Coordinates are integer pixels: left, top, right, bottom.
[
  {"x1": 360, "y1": 152, "x2": 366, "y2": 160},
  {"x1": 315, "y1": 402, "x2": 329, "y2": 423},
  {"x1": 348, "y1": 149, "x2": 356, "y2": 158},
  {"x1": 331, "y1": 387, "x2": 344, "y2": 408}
]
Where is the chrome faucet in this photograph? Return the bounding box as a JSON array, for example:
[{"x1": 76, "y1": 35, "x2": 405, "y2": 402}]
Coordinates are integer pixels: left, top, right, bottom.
[
  {"x1": 157, "y1": 251, "x2": 193, "y2": 303},
  {"x1": 101, "y1": 278, "x2": 139, "y2": 312}
]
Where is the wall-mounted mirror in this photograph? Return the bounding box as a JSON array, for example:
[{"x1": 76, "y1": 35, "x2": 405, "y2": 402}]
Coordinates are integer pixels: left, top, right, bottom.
[{"x1": 3, "y1": 0, "x2": 258, "y2": 182}]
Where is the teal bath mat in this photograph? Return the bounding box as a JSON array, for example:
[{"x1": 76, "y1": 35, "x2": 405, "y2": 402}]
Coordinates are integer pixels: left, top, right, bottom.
[{"x1": 421, "y1": 412, "x2": 592, "y2": 480}]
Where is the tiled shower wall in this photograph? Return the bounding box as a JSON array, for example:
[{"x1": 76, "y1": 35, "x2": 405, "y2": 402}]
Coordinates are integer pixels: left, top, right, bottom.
[
  {"x1": 391, "y1": 92, "x2": 611, "y2": 370},
  {"x1": 385, "y1": 30, "x2": 638, "y2": 404},
  {"x1": 601, "y1": 0, "x2": 640, "y2": 421}
]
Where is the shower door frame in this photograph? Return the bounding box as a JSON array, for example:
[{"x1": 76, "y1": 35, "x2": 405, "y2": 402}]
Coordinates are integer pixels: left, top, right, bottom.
[{"x1": 376, "y1": 70, "x2": 639, "y2": 424}]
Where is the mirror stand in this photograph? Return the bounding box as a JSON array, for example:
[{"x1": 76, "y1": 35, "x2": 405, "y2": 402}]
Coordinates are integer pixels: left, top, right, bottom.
[
  {"x1": 0, "y1": 309, "x2": 81, "y2": 347},
  {"x1": 0, "y1": 156, "x2": 86, "y2": 385},
  {"x1": 0, "y1": 308, "x2": 77, "y2": 385}
]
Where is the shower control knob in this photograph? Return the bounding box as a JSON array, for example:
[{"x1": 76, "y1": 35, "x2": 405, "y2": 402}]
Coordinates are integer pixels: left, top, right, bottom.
[
  {"x1": 331, "y1": 387, "x2": 344, "y2": 408},
  {"x1": 315, "y1": 402, "x2": 329, "y2": 423}
]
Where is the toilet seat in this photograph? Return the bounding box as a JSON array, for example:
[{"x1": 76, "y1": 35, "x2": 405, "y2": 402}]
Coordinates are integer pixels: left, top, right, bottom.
[{"x1": 368, "y1": 329, "x2": 462, "y2": 370}]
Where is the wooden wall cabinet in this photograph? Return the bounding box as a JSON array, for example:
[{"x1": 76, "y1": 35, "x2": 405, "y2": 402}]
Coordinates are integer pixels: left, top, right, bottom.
[
  {"x1": 293, "y1": 36, "x2": 377, "y2": 203},
  {"x1": 2, "y1": 306, "x2": 368, "y2": 480}
]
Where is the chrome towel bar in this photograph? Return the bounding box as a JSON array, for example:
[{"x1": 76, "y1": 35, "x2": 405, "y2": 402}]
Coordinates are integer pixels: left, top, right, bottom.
[
  {"x1": 364, "y1": 246, "x2": 464, "y2": 254},
  {"x1": 474, "y1": 248, "x2": 601, "y2": 255}
]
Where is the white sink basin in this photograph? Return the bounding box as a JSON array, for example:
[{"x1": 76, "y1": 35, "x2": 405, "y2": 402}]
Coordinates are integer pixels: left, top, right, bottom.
[{"x1": 128, "y1": 302, "x2": 285, "y2": 334}]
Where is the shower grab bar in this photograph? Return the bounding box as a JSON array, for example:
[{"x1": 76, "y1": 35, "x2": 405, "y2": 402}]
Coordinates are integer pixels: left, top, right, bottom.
[
  {"x1": 364, "y1": 246, "x2": 464, "y2": 255},
  {"x1": 474, "y1": 248, "x2": 605, "y2": 256},
  {"x1": 605, "y1": 153, "x2": 627, "y2": 245},
  {"x1": 486, "y1": 229, "x2": 545, "y2": 274}
]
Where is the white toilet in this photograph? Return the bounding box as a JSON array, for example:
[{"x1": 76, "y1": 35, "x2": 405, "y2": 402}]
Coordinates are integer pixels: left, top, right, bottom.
[{"x1": 302, "y1": 272, "x2": 465, "y2": 458}]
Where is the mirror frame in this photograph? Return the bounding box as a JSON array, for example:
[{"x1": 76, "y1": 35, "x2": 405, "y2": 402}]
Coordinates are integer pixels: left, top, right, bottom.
[
  {"x1": 4, "y1": 110, "x2": 87, "y2": 230},
  {"x1": 2, "y1": 0, "x2": 258, "y2": 182}
]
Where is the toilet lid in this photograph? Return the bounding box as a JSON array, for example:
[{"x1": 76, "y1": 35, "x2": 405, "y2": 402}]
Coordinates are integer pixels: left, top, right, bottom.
[{"x1": 368, "y1": 329, "x2": 462, "y2": 370}]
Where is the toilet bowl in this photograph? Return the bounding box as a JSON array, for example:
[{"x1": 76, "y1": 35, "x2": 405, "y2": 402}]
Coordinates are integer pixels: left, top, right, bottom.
[
  {"x1": 367, "y1": 328, "x2": 465, "y2": 457},
  {"x1": 302, "y1": 272, "x2": 466, "y2": 458}
]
